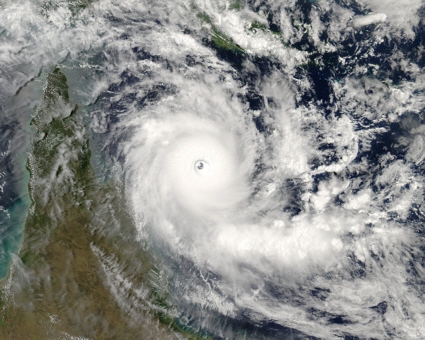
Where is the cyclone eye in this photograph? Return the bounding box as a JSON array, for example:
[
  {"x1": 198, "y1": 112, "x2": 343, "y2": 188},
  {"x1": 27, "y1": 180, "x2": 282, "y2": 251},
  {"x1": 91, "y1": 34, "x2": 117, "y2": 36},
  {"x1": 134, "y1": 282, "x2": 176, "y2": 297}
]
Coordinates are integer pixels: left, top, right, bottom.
[{"x1": 194, "y1": 160, "x2": 210, "y2": 174}]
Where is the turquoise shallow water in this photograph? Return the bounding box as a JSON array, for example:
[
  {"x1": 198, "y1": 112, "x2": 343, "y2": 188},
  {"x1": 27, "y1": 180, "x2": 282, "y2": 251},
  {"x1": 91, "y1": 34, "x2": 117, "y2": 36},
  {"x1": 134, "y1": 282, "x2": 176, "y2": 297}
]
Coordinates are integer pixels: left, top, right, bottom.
[
  {"x1": 1, "y1": 0, "x2": 425, "y2": 338},
  {"x1": 0, "y1": 194, "x2": 30, "y2": 280},
  {"x1": 0, "y1": 129, "x2": 31, "y2": 280},
  {"x1": 0, "y1": 84, "x2": 37, "y2": 281}
]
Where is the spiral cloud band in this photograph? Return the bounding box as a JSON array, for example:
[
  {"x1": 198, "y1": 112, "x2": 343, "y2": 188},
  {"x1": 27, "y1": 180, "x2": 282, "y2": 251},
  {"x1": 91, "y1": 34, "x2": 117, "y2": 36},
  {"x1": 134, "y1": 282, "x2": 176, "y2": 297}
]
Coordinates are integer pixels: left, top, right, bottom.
[
  {"x1": 126, "y1": 114, "x2": 254, "y2": 240},
  {"x1": 1, "y1": 0, "x2": 425, "y2": 337},
  {"x1": 102, "y1": 2, "x2": 425, "y2": 335},
  {"x1": 160, "y1": 125, "x2": 249, "y2": 216},
  {"x1": 120, "y1": 73, "x2": 425, "y2": 338},
  {"x1": 123, "y1": 83, "x2": 357, "y2": 279}
]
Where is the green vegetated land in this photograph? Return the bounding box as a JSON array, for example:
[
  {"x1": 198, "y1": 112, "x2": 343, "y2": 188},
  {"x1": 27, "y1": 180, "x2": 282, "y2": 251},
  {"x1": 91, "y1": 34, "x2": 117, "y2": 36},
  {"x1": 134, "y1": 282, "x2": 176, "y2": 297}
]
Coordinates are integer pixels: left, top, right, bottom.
[
  {"x1": 0, "y1": 69, "x2": 201, "y2": 339},
  {"x1": 40, "y1": 0, "x2": 93, "y2": 17},
  {"x1": 195, "y1": 6, "x2": 296, "y2": 58},
  {"x1": 196, "y1": 10, "x2": 244, "y2": 53}
]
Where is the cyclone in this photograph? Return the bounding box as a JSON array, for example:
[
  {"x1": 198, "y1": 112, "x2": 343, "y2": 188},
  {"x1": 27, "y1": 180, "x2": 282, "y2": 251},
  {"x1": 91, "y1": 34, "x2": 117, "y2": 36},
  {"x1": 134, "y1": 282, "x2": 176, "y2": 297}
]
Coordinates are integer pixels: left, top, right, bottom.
[
  {"x1": 94, "y1": 0, "x2": 425, "y2": 336},
  {"x1": 1, "y1": 0, "x2": 425, "y2": 338},
  {"x1": 125, "y1": 113, "x2": 255, "y2": 242},
  {"x1": 119, "y1": 70, "x2": 425, "y2": 338}
]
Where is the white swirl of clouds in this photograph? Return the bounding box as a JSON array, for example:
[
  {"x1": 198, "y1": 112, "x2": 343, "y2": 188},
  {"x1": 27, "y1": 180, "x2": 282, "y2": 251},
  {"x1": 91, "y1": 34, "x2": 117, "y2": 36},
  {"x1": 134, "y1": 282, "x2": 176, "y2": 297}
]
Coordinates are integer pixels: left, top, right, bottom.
[
  {"x1": 3, "y1": 0, "x2": 424, "y2": 337},
  {"x1": 123, "y1": 80, "x2": 260, "y2": 257},
  {"x1": 110, "y1": 1, "x2": 425, "y2": 336},
  {"x1": 120, "y1": 67, "x2": 425, "y2": 338}
]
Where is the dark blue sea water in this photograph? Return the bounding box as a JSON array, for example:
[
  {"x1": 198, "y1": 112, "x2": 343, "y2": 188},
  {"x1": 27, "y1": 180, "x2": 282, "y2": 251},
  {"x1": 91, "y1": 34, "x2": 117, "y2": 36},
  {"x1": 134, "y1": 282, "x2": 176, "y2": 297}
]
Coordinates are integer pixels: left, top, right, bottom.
[
  {"x1": 1, "y1": 0, "x2": 425, "y2": 338},
  {"x1": 0, "y1": 121, "x2": 30, "y2": 280}
]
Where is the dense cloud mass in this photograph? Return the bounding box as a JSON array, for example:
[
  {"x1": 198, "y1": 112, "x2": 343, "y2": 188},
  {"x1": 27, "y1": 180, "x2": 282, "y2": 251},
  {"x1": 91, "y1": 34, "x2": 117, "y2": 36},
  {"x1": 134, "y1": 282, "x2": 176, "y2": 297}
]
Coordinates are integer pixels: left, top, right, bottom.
[{"x1": 1, "y1": 0, "x2": 425, "y2": 338}]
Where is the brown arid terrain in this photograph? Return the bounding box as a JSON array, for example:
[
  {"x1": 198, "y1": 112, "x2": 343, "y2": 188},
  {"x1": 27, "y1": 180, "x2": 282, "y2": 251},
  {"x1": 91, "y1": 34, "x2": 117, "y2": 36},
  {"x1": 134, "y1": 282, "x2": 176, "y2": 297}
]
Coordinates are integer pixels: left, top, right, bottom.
[{"x1": 0, "y1": 69, "x2": 199, "y2": 340}]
